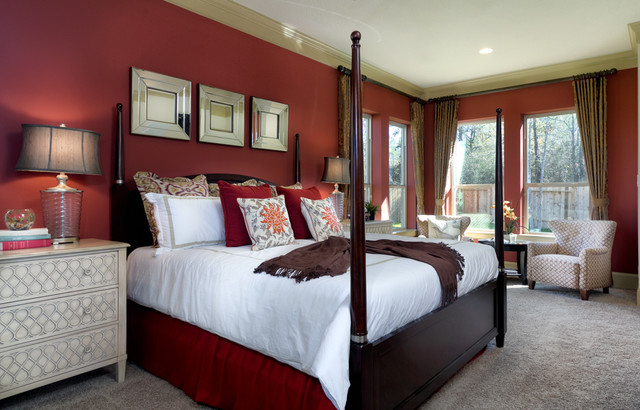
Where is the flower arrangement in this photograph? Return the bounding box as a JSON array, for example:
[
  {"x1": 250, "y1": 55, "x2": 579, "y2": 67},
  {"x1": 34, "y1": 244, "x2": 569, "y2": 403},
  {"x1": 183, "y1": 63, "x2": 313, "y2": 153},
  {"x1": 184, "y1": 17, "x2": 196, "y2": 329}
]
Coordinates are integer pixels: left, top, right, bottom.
[
  {"x1": 502, "y1": 201, "x2": 519, "y2": 234},
  {"x1": 492, "y1": 201, "x2": 522, "y2": 234}
]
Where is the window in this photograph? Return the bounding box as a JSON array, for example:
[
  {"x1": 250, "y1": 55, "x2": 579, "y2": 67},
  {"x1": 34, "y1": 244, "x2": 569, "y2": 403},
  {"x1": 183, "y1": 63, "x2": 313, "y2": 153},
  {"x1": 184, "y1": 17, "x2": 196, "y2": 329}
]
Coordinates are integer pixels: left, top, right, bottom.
[
  {"x1": 525, "y1": 112, "x2": 588, "y2": 232},
  {"x1": 388, "y1": 122, "x2": 406, "y2": 228},
  {"x1": 452, "y1": 120, "x2": 498, "y2": 230},
  {"x1": 363, "y1": 114, "x2": 372, "y2": 203}
]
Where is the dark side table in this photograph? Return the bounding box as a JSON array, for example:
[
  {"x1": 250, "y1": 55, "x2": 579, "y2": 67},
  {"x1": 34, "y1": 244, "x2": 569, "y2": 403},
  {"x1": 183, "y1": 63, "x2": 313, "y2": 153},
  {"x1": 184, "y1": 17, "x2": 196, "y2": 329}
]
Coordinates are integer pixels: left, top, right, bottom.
[{"x1": 478, "y1": 239, "x2": 528, "y2": 284}]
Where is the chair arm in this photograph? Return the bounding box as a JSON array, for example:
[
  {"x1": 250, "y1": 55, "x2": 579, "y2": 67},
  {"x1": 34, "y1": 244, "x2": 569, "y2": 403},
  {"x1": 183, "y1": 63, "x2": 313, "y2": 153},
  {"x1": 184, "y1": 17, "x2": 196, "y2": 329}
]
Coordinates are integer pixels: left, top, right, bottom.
[
  {"x1": 579, "y1": 247, "x2": 610, "y2": 259},
  {"x1": 578, "y1": 247, "x2": 613, "y2": 289},
  {"x1": 527, "y1": 242, "x2": 558, "y2": 257}
]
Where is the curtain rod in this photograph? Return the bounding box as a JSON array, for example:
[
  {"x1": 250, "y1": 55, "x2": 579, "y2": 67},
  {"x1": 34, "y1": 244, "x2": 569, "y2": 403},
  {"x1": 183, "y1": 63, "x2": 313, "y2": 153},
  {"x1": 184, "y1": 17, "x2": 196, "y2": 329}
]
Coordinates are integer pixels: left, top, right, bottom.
[
  {"x1": 337, "y1": 65, "x2": 426, "y2": 105},
  {"x1": 427, "y1": 68, "x2": 617, "y2": 103}
]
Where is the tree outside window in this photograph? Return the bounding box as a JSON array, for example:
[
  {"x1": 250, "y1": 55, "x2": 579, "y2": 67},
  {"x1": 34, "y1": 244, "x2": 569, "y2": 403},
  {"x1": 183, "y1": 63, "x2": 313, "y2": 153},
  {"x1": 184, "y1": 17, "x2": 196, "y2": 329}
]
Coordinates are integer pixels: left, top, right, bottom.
[
  {"x1": 525, "y1": 112, "x2": 588, "y2": 231},
  {"x1": 389, "y1": 122, "x2": 406, "y2": 228},
  {"x1": 452, "y1": 120, "x2": 499, "y2": 229}
]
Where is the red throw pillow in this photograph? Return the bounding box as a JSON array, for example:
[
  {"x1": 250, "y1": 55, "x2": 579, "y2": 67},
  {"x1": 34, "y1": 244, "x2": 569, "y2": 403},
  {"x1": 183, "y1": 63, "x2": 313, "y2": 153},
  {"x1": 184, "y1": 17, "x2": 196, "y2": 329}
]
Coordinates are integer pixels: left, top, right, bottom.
[
  {"x1": 276, "y1": 186, "x2": 322, "y2": 239},
  {"x1": 218, "y1": 180, "x2": 273, "y2": 247}
]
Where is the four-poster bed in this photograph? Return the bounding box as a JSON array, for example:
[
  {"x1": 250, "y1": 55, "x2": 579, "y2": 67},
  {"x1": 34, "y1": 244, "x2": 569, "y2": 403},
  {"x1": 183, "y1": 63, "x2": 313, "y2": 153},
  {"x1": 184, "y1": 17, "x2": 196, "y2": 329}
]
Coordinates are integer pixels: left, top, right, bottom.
[{"x1": 112, "y1": 31, "x2": 506, "y2": 409}]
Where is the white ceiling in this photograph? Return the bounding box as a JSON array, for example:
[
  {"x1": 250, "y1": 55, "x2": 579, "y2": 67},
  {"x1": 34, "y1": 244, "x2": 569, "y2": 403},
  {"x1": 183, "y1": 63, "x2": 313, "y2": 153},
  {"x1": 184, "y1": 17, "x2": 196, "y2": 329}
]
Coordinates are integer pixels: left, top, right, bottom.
[
  {"x1": 169, "y1": 0, "x2": 640, "y2": 96},
  {"x1": 232, "y1": 0, "x2": 640, "y2": 88}
]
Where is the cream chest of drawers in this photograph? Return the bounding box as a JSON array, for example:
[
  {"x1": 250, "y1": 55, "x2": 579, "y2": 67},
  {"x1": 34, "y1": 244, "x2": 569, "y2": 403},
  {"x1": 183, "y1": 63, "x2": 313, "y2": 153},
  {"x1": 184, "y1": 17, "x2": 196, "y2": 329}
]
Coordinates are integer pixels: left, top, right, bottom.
[{"x1": 0, "y1": 239, "x2": 128, "y2": 399}]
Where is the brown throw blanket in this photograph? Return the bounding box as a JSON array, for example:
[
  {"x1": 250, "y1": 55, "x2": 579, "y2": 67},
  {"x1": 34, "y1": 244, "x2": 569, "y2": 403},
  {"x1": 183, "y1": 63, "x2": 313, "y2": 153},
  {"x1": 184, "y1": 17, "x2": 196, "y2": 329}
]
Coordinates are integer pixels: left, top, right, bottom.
[{"x1": 254, "y1": 236, "x2": 465, "y2": 306}]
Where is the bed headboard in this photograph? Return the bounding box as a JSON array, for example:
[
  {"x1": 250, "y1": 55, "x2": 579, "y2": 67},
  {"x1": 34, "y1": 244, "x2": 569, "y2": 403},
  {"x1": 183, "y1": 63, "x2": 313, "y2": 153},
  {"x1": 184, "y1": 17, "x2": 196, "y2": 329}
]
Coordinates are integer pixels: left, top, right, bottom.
[
  {"x1": 109, "y1": 102, "x2": 298, "y2": 252},
  {"x1": 119, "y1": 173, "x2": 277, "y2": 252}
]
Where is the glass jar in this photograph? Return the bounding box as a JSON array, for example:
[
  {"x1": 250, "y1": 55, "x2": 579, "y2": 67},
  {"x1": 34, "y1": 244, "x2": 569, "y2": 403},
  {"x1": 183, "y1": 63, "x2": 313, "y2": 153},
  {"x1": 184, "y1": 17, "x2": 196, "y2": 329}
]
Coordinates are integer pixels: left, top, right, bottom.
[{"x1": 4, "y1": 208, "x2": 36, "y2": 230}]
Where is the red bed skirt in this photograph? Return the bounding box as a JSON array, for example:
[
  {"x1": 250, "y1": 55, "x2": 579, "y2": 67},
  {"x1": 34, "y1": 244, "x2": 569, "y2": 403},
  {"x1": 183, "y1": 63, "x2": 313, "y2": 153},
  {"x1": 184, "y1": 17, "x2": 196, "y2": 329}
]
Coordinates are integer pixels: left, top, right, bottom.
[{"x1": 127, "y1": 301, "x2": 336, "y2": 410}]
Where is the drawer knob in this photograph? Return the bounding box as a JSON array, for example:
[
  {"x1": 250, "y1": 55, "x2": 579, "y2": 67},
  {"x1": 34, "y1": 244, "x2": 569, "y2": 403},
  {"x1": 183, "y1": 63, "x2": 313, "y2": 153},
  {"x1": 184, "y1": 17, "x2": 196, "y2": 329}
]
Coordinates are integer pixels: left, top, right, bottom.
[
  {"x1": 84, "y1": 346, "x2": 92, "y2": 353},
  {"x1": 84, "y1": 307, "x2": 92, "y2": 315},
  {"x1": 83, "y1": 269, "x2": 92, "y2": 276}
]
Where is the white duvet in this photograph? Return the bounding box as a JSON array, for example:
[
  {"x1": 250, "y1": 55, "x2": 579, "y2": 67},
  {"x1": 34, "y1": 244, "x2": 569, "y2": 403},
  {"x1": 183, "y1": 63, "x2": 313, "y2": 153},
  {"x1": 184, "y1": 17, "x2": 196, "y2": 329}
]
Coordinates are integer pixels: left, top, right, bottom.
[{"x1": 127, "y1": 234, "x2": 498, "y2": 409}]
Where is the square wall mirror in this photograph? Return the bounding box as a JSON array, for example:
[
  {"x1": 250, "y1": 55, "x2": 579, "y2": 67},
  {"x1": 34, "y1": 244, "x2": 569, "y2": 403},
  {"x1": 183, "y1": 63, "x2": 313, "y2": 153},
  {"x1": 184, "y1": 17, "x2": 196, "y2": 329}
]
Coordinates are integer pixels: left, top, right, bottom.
[
  {"x1": 199, "y1": 85, "x2": 245, "y2": 146},
  {"x1": 131, "y1": 67, "x2": 191, "y2": 140},
  {"x1": 251, "y1": 97, "x2": 288, "y2": 152}
]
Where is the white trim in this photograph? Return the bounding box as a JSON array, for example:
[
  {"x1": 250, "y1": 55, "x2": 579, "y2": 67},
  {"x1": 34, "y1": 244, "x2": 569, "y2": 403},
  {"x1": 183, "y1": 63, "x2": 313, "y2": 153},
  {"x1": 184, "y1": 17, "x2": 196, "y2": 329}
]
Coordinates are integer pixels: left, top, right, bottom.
[
  {"x1": 631, "y1": 21, "x2": 640, "y2": 306},
  {"x1": 165, "y1": 0, "x2": 422, "y2": 97},
  {"x1": 165, "y1": 0, "x2": 638, "y2": 100}
]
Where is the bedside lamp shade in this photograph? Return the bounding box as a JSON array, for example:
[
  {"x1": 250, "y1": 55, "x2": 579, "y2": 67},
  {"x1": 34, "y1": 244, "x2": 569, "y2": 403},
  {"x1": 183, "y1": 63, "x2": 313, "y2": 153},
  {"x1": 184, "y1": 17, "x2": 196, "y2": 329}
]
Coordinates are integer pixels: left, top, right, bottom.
[
  {"x1": 16, "y1": 124, "x2": 102, "y2": 244},
  {"x1": 321, "y1": 156, "x2": 350, "y2": 219}
]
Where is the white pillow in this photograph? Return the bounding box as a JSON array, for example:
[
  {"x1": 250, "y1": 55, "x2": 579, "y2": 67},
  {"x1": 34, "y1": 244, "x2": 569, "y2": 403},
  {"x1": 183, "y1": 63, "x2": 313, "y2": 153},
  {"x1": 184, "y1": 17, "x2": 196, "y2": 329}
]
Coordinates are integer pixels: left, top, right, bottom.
[
  {"x1": 300, "y1": 197, "x2": 345, "y2": 241},
  {"x1": 427, "y1": 217, "x2": 461, "y2": 240},
  {"x1": 145, "y1": 193, "x2": 225, "y2": 255},
  {"x1": 236, "y1": 195, "x2": 296, "y2": 250}
]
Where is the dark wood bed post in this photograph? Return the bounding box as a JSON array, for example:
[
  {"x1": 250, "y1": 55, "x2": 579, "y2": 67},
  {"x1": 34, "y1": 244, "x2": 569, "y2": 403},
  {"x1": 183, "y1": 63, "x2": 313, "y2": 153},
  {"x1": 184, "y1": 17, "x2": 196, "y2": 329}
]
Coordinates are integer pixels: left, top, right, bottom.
[
  {"x1": 111, "y1": 103, "x2": 127, "y2": 243},
  {"x1": 348, "y1": 30, "x2": 370, "y2": 409},
  {"x1": 494, "y1": 108, "x2": 506, "y2": 347},
  {"x1": 349, "y1": 30, "x2": 367, "y2": 344}
]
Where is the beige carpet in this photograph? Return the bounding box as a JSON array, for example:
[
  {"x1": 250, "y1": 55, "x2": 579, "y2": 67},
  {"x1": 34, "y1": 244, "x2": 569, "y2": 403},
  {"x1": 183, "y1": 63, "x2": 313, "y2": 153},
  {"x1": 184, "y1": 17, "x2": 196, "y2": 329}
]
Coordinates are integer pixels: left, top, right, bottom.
[{"x1": 3, "y1": 281, "x2": 639, "y2": 409}]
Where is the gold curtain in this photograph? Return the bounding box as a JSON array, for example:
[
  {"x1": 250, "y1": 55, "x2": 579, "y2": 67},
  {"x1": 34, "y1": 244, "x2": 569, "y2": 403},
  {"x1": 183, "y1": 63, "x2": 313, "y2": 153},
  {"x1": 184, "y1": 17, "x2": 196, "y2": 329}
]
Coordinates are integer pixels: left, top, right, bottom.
[
  {"x1": 337, "y1": 72, "x2": 351, "y2": 217},
  {"x1": 410, "y1": 101, "x2": 425, "y2": 215},
  {"x1": 433, "y1": 98, "x2": 459, "y2": 215},
  {"x1": 573, "y1": 74, "x2": 609, "y2": 220}
]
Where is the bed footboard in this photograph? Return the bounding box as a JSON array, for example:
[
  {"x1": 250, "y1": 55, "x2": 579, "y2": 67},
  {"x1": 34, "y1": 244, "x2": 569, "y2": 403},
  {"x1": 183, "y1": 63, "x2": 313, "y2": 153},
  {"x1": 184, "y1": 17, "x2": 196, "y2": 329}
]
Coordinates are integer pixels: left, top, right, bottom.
[{"x1": 348, "y1": 280, "x2": 499, "y2": 410}]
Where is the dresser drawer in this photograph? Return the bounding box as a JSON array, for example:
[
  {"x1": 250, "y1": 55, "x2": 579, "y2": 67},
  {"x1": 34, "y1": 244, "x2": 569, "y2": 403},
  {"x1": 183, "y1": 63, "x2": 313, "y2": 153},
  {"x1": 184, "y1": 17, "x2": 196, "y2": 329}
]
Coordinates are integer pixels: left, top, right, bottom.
[
  {"x1": 0, "y1": 324, "x2": 118, "y2": 394},
  {"x1": 0, "y1": 251, "x2": 118, "y2": 304},
  {"x1": 0, "y1": 289, "x2": 118, "y2": 349}
]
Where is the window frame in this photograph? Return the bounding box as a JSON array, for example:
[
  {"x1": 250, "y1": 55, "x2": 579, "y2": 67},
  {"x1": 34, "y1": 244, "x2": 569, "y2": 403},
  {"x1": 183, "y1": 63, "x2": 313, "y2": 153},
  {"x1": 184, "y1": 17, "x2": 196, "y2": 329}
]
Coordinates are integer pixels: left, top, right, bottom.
[
  {"x1": 363, "y1": 113, "x2": 372, "y2": 203},
  {"x1": 388, "y1": 121, "x2": 407, "y2": 229},
  {"x1": 451, "y1": 119, "x2": 500, "y2": 231},
  {"x1": 523, "y1": 110, "x2": 589, "y2": 232}
]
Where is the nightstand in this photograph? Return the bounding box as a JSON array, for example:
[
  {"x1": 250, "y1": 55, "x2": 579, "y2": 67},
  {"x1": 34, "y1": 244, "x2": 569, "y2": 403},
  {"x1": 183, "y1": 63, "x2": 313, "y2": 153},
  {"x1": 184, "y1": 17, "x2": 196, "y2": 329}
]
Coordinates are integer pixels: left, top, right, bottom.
[
  {"x1": 0, "y1": 239, "x2": 128, "y2": 399},
  {"x1": 341, "y1": 220, "x2": 394, "y2": 234}
]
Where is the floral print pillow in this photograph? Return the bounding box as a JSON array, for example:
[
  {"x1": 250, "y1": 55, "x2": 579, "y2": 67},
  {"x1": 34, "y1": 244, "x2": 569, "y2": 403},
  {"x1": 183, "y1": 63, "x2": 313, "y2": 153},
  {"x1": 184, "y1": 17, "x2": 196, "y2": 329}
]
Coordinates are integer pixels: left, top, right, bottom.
[
  {"x1": 300, "y1": 197, "x2": 345, "y2": 241},
  {"x1": 236, "y1": 195, "x2": 295, "y2": 250}
]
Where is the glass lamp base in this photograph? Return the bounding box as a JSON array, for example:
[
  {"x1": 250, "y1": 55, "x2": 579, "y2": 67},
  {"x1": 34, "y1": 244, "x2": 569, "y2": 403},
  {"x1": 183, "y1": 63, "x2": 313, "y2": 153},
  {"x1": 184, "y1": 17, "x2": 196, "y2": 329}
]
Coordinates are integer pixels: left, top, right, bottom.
[
  {"x1": 329, "y1": 191, "x2": 344, "y2": 220},
  {"x1": 41, "y1": 190, "x2": 82, "y2": 244}
]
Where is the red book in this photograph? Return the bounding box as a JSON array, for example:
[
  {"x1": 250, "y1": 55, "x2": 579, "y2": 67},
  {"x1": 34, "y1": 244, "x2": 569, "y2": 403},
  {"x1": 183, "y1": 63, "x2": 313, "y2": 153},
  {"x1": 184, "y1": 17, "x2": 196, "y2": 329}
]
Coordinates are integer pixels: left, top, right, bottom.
[{"x1": 0, "y1": 238, "x2": 52, "y2": 250}]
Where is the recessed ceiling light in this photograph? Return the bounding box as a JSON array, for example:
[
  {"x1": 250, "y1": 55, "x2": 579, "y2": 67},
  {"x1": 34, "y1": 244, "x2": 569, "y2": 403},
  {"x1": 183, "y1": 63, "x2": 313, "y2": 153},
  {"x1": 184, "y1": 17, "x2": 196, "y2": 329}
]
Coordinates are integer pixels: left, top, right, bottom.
[{"x1": 479, "y1": 47, "x2": 494, "y2": 55}]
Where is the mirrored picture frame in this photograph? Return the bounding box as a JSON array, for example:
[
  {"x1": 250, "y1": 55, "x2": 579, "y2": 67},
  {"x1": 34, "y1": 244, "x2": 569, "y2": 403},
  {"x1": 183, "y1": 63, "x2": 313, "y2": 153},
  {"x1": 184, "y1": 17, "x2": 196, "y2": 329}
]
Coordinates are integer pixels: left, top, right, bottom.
[
  {"x1": 251, "y1": 97, "x2": 288, "y2": 152},
  {"x1": 131, "y1": 67, "x2": 191, "y2": 140},
  {"x1": 199, "y1": 85, "x2": 245, "y2": 146}
]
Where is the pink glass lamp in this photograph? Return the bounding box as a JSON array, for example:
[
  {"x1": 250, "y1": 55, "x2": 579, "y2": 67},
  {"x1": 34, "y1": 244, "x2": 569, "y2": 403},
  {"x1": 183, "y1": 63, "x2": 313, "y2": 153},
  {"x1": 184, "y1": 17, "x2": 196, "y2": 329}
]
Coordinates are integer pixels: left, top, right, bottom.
[{"x1": 16, "y1": 124, "x2": 101, "y2": 244}]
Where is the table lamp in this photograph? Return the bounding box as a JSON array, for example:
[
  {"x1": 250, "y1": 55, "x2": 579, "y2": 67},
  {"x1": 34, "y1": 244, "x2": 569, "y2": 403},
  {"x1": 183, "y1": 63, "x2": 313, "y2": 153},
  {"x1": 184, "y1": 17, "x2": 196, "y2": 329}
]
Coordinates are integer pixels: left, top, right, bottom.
[
  {"x1": 16, "y1": 124, "x2": 102, "y2": 244},
  {"x1": 321, "y1": 156, "x2": 350, "y2": 219}
]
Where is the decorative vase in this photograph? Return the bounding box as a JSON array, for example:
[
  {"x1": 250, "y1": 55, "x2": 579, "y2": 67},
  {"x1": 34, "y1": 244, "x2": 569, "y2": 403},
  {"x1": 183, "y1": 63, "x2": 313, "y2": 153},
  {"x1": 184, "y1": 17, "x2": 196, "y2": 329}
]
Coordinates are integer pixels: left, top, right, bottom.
[
  {"x1": 4, "y1": 208, "x2": 36, "y2": 230},
  {"x1": 509, "y1": 233, "x2": 517, "y2": 243}
]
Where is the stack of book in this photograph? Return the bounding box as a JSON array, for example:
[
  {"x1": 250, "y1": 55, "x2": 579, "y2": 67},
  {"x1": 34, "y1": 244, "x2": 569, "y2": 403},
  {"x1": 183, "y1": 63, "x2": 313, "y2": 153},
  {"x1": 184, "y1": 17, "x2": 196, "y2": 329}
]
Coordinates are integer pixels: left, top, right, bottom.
[{"x1": 0, "y1": 228, "x2": 52, "y2": 250}]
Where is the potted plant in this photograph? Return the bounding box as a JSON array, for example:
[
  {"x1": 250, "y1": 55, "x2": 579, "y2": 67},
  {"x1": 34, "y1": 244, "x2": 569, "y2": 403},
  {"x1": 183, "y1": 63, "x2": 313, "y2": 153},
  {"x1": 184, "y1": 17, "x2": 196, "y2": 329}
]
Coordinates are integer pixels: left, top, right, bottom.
[{"x1": 364, "y1": 201, "x2": 379, "y2": 221}]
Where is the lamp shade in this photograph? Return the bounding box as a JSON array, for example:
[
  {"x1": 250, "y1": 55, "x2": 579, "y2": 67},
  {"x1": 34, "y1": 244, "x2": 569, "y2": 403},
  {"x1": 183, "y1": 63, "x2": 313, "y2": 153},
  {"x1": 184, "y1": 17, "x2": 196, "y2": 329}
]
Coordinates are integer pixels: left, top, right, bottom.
[
  {"x1": 321, "y1": 157, "x2": 350, "y2": 185},
  {"x1": 16, "y1": 124, "x2": 101, "y2": 245},
  {"x1": 16, "y1": 124, "x2": 102, "y2": 176}
]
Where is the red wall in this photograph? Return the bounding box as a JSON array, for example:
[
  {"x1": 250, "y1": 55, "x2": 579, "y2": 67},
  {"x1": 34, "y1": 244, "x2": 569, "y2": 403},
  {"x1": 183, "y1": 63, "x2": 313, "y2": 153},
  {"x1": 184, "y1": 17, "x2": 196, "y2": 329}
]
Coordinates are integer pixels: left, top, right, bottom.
[
  {"x1": 362, "y1": 84, "x2": 415, "y2": 227},
  {"x1": 425, "y1": 68, "x2": 639, "y2": 274},
  {"x1": 0, "y1": 0, "x2": 341, "y2": 240}
]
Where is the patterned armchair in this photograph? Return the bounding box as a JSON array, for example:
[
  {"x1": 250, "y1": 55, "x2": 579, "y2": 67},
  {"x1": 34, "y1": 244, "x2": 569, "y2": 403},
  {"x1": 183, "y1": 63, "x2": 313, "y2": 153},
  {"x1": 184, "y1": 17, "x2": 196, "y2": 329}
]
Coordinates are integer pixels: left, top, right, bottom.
[
  {"x1": 527, "y1": 220, "x2": 617, "y2": 300},
  {"x1": 416, "y1": 215, "x2": 471, "y2": 240}
]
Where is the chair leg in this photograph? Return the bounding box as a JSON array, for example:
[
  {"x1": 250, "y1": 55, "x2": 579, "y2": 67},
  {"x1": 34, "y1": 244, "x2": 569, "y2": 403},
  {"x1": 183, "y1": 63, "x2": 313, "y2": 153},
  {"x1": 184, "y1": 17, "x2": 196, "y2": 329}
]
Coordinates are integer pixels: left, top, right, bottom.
[
  {"x1": 580, "y1": 289, "x2": 589, "y2": 300},
  {"x1": 603, "y1": 287, "x2": 609, "y2": 294},
  {"x1": 528, "y1": 280, "x2": 535, "y2": 290}
]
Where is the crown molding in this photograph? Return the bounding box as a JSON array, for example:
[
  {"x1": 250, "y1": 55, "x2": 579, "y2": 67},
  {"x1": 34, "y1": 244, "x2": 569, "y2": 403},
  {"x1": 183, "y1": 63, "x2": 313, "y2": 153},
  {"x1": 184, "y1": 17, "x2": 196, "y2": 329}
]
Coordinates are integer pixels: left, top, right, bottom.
[
  {"x1": 630, "y1": 21, "x2": 640, "y2": 52},
  {"x1": 165, "y1": 0, "x2": 423, "y2": 97},
  {"x1": 167, "y1": 0, "x2": 638, "y2": 102},
  {"x1": 422, "y1": 50, "x2": 638, "y2": 100}
]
